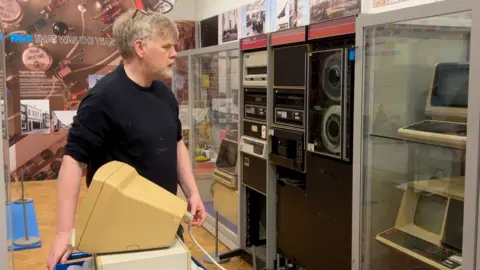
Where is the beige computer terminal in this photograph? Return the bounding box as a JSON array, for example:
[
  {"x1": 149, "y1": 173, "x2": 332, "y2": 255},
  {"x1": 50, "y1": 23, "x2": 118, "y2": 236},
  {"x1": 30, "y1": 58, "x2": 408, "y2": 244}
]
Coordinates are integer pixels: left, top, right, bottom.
[
  {"x1": 376, "y1": 177, "x2": 464, "y2": 270},
  {"x1": 397, "y1": 62, "x2": 468, "y2": 149}
]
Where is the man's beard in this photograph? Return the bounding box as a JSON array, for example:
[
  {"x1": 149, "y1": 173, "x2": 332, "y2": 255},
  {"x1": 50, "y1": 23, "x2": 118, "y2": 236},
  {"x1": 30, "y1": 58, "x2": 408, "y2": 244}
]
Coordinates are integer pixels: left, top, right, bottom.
[
  {"x1": 159, "y1": 66, "x2": 174, "y2": 79},
  {"x1": 146, "y1": 63, "x2": 173, "y2": 81}
]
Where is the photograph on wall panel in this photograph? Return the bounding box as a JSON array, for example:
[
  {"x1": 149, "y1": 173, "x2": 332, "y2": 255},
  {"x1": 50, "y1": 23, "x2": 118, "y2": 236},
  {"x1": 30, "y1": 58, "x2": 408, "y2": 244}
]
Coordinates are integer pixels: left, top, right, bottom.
[
  {"x1": 20, "y1": 100, "x2": 50, "y2": 135},
  {"x1": 310, "y1": 0, "x2": 360, "y2": 24},
  {"x1": 51, "y1": 110, "x2": 77, "y2": 132},
  {"x1": 2, "y1": 0, "x2": 195, "y2": 182},
  {"x1": 139, "y1": 0, "x2": 176, "y2": 12},
  {"x1": 218, "y1": 8, "x2": 242, "y2": 44},
  {"x1": 201, "y1": 16, "x2": 220, "y2": 47},
  {"x1": 88, "y1": 74, "x2": 105, "y2": 89},
  {"x1": 241, "y1": 0, "x2": 272, "y2": 38},
  {"x1": 270, "y1": 0, "x2": 311, "y2": 31}
]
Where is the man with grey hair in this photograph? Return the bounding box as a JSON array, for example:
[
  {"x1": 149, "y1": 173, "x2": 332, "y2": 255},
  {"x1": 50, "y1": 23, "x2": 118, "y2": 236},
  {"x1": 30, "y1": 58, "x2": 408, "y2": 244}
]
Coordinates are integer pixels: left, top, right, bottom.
[{"x1": 46, "y1": 9, "x2": 206, "y2": 269}]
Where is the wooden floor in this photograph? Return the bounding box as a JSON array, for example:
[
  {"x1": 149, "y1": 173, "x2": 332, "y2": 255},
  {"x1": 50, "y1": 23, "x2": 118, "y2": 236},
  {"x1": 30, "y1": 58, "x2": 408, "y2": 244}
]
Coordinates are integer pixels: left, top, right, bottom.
[{"x1": 7, "y1": 180, "x2": 252, "y2": 270}]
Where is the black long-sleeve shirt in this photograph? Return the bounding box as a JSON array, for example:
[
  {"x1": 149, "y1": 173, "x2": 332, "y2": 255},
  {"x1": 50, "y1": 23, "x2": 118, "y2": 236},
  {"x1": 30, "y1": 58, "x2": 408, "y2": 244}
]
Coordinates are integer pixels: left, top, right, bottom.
[{"x1": 65, "y1": 65, "x2": 182, "y2": 195}]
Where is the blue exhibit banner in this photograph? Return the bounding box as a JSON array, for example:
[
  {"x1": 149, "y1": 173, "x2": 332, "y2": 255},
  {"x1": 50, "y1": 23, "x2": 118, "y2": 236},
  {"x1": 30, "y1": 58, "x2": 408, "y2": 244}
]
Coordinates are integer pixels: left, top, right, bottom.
[{"x1": 1, "y1": 33, "x2": 33, "y2": 43}]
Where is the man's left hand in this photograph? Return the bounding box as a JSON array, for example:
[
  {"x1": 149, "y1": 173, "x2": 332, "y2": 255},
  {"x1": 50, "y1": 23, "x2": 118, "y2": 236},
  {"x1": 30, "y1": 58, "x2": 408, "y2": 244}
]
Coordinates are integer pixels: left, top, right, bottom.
[{"x1": 188, "y1": 194, "x2": 206, "y2": 226}]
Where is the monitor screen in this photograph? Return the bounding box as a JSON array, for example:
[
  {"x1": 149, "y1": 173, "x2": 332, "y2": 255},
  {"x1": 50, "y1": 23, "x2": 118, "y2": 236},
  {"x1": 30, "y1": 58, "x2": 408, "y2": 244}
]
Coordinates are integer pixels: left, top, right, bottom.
[
  {"x1": 414, "y1": 193, "x2": 448, "y2": 235},
  {"x1": 442, "y1": 198, "x2": 464, "y2": 251},
  {"x1": 430, "y1": 63, "x2": 469, "y2": 109},
  {"x1": 216, "y1": 139, "x2": 238, "y2": 171}
]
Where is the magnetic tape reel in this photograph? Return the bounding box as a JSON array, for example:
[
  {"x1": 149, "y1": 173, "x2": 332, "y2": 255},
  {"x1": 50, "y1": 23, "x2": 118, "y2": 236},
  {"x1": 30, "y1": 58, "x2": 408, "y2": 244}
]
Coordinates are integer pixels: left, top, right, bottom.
[
  {"x1": 308, "y1": 45, "x2": 354, "y2": 162},
  {"x1": 321, "y1": 105, "x2": 341, "y2": 155},
  {"x1": 319, "y1": 51, "x2": 343, "y2": 155},
  {"x1": 321, "y1": 52, "x2": 342, "y2": 102}
]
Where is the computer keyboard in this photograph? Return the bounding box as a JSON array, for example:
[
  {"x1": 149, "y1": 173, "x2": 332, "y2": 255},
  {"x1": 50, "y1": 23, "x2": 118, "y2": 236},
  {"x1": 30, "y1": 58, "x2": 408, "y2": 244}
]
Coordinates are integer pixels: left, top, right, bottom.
[
  {"x1": 379, "y1": 228, "x2": 461, "y2": 269},
  {"x1": 405, "y1": 120, "x2": 467, "y2": 136}
]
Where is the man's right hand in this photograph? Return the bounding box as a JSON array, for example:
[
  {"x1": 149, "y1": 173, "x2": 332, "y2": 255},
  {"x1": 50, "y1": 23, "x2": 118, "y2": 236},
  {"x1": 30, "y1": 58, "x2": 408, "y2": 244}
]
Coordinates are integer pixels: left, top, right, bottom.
[
  {"x1": 47, "y1": 156, "x2": 84, "y2": 269},
  {"x1": 46, "y1": 231, "x2": 72, "y2": 269}
]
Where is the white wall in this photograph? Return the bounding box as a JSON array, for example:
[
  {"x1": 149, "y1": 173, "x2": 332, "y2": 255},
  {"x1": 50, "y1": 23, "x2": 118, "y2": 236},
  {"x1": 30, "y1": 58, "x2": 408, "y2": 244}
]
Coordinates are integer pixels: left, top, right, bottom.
[
  {"x1": 195, "y1": 0, "x2": 256, "y2": 21},
  {"x1": 167, "y1": 0, "x2": 197, "y2": 20},
  {"x1": 361, "y1": 0, "x2": 442, "y2": 14}
]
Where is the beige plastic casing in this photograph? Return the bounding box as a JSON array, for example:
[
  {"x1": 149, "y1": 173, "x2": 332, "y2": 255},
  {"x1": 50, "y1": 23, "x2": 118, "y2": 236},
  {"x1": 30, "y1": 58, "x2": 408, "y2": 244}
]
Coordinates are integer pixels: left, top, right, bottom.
[
  {"x1": 73, "y1": 161, "x2": 188, "y2": 254},
  {"x1": 94, "y1": 236, "x2": 192, "y2": 270}
]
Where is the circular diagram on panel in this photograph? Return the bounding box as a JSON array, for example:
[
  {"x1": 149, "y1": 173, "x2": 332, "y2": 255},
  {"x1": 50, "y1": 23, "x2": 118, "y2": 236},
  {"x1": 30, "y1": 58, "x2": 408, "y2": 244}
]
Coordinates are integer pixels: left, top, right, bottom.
[
  {"x1": 0, "y1": 0, "x2": 23, "y2": 26},
  {"x1": 140, "y1": 0, "x2": 176, "y2": 13},
  {"x1": 322, "y1": 105, "x2": 341, "y2": 155},
  {"x1": 321, "y1": 52, "x2": 342, "y2": 102},
  {"x1": 22, "y1": 45, "x2": 53, "y2": 72}
]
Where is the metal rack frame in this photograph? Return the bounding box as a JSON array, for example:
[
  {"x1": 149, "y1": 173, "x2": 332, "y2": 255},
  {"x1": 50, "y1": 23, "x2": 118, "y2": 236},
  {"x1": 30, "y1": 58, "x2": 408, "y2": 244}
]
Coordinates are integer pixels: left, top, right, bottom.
[{"x1": 0, "y1": 21, "x2": 14, "y2": 269}]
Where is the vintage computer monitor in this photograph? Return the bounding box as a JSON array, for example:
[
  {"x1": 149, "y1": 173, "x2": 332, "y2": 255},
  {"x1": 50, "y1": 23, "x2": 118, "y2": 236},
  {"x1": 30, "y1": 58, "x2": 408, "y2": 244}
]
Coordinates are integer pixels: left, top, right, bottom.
[
  {"x1": 213, "y1": 138, "x2": 238, "y2": 188},
  {"x1": 397, "y1": 62, "x2": 469, "y2": 149},
  {"x1": 72, "y1": 161, "x2": 194, "y2": 269},
  {"x1": 376, "y1": 177, "x2": 464, "y2": 270}
]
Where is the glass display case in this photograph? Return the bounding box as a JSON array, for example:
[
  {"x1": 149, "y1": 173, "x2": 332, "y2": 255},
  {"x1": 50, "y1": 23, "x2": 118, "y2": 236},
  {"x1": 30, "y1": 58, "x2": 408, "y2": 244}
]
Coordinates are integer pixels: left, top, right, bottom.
[
  {"x1": 189, "y1": 46, "x2": 240, "y2": 240},
  {"x1": 173, "y1": 56, "x2": 190, "y2": 148},
  {"x1": 354, "y1": 2, "x2": 479, "y2": 270}
]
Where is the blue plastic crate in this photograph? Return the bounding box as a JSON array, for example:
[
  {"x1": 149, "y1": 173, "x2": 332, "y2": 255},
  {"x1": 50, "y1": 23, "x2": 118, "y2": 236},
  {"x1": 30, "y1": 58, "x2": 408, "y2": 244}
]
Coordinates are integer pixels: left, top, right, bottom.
[
  {"x1": 55, "y1": 252, "x2": 207, "y2": 270},
  {"x1": 54, "y1": 252, "x2": 92, "y2": 270}
]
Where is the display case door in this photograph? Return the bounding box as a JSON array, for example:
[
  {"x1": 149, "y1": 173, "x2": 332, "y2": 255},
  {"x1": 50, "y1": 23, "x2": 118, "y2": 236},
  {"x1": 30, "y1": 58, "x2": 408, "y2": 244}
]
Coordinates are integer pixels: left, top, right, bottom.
[
  {"x1": 186, "y1": 42, "x2": 241, "y2": 250},
  {"x1": 0, "y1": 23, "x2": 14, "y2": 269},
  {"x1": 352, "y1": 2, "x2": 480, "y2": 270}
]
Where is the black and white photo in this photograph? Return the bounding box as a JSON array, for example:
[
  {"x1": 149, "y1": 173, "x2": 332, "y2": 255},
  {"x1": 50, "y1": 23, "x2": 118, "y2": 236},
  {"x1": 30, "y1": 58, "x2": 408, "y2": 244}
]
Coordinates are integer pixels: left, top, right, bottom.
[
  {"x1": 219, "y1": 9, "x2": 240, "y2": 43},
  {"x1": 270, "y1": 0, "x2": 310, "y2": 31},
  {"x1": 51, "y1": 110, "x2": 77, "y2": 132},
  {"x1": 20, "y1": 99, "x2": 51, "y2": 135},
  {"x1": 275, "y1": 0, "x2": 290, "y2": 30},
  {"x1": 243, "y1": 0, "x2": 267, "y2": 36},
  {"x1": 310, "y1": 0, "x2": 360, "y2": 24},
  {"x1": 88, "y1": 74, "x2": 105, "y2": 89}
]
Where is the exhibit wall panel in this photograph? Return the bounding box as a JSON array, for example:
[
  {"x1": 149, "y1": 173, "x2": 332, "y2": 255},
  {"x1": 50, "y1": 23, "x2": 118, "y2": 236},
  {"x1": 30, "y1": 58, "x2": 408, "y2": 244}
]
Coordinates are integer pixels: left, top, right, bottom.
[
  {"x1": 353, "y1": 1, "x2": 478, "y2": 270},
  {"x1": 2, "y1": 3, "x2": 196, "y2": 185}
]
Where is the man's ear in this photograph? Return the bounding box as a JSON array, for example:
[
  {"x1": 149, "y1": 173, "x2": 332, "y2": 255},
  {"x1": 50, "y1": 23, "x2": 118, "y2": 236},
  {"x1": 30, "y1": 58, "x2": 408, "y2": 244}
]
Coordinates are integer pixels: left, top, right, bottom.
[{"x1": 133, "y1": 39, "x2": 145, "y2": 58}]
